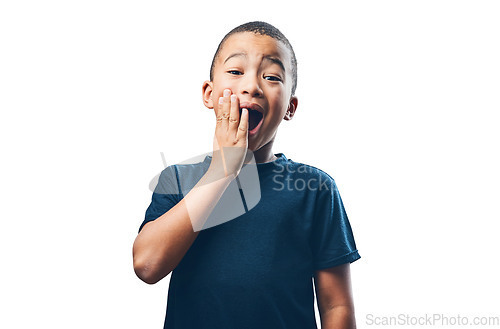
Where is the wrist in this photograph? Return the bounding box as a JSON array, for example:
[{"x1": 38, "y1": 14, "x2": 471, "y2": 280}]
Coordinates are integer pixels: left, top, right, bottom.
[{"x1": 204, "y1": 164, "x2": 236, "y2": 184}]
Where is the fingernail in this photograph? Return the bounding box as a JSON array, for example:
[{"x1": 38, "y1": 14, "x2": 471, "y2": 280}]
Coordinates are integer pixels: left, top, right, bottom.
[
  {"x1": 230, "y1": 94, "x2": 237, "y2": 102},
  {"x1": 223, "y1": 89, "x2": 231, "y2": 97},
  {"x1": 219, "y1": 97, "x2": 223, "y2": 104}
]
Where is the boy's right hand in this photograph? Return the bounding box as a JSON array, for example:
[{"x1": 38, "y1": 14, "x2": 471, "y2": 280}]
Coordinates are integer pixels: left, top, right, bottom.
[{"x1": 210, "y1": 88, "x2": 249, "y2": 178}]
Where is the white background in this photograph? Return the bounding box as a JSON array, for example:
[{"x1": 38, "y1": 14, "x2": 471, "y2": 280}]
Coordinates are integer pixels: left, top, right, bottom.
[{"x1": 1, "y1": 1, "x2": 499, "y2": 328}]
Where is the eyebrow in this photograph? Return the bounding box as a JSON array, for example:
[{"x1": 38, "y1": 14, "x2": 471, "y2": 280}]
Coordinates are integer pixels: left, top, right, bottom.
[{"x1": 223, "y1": 52, "x2": 286, "y2": 73}]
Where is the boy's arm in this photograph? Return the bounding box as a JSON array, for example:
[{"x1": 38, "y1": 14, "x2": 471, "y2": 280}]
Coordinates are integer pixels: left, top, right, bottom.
[
  {"x1": 133, "y1": 90, "x2": 248, "y2": 284},
  {"x1": 133, "y1": 168, "x2": 233, "y2": 284},
  {"x1": 314, "y1": 263, "x2": 357, "y2": 329}
]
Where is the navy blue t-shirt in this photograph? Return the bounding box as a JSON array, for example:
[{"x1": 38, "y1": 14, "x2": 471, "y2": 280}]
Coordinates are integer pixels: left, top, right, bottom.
[{"x1": 139, "y1": 153, "x2": 360, "y2": 329}]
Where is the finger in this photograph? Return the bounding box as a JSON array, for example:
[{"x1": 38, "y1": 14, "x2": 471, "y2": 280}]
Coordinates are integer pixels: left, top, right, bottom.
[
  {"x1": 236, "y1": 108, "x2": 249, "y2": 143},
  {"x1": 221, "y1": 89, "x2": 231, "y2": 131},
  {"x1": 216, "y1": 96, "x2": 224, "y2": 127},
  {"x1": 228, "y1": 94, "x2": 240, "y2": 134}
]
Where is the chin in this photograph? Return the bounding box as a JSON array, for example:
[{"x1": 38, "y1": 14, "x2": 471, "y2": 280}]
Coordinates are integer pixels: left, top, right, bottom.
[{"x1": 247, "y1": 135, "x2": 271, "y2": 153}]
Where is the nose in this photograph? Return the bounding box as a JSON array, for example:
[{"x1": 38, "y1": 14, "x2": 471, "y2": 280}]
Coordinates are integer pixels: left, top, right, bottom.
[{"x1": 240, "y1": 72, "x2": 263, "y2": 98}]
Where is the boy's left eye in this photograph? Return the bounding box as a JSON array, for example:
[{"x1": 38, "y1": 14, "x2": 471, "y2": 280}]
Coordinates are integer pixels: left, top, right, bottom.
[{"x1": 264, "y1": 76, "x2": 282, "y2": 82}]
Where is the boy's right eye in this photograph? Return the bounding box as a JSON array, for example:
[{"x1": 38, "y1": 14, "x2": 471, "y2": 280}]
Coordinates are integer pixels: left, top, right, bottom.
[{"x1": 227, "y1": 70, "x2": 243, "y2": 75}]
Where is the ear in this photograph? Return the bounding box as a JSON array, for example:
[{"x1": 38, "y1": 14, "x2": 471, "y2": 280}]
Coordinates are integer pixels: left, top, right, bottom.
[
  {"x1": 284, "y1": 96, "x2": 298, "y2": 121},
  {"x1": 202, "y1": 80, "x2": 215, "y2": 109}
]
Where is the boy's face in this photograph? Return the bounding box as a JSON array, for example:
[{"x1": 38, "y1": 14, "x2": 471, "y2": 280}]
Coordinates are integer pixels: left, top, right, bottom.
[{"x1": 203, "y1": 32, "x2": 298, "y2": 152}]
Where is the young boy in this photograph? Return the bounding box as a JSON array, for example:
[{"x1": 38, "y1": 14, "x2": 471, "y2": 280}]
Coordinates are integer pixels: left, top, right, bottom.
[{"x1": 133, "y1": 21, "x2": 361, "y2": 329}]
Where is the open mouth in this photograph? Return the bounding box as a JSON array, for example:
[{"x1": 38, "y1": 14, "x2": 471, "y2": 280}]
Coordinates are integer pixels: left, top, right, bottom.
[{"x1": 240, "y1": 108, "x2": 264, "y2": 132}]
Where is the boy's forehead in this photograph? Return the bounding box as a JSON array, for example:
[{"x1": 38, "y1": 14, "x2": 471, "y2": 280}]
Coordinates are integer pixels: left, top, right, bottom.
[{"x1": 218, "y1": 32, "x2": 291, "y2": 70}]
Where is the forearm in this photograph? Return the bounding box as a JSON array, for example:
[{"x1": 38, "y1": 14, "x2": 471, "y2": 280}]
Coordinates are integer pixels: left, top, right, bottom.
[
  {"x1": 133, "y1": 167, "x2": 234, "y2": 284},
  {"x1": 320, "y1": 305, "x2": 356, "y2": 329}
]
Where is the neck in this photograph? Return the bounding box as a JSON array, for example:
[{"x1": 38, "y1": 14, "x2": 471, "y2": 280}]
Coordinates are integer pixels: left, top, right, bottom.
[{"x1": 252, "y1": 139, "x2": 276, "y2": 164}]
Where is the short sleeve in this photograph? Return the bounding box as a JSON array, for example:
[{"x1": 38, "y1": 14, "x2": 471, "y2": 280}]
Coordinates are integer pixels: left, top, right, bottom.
[
  {"x1": 138, "y1": 165, "x2": 182, "y2": 233},
  {"x1": 310, "y1": 176, "x2": 360, "y2": 270}
]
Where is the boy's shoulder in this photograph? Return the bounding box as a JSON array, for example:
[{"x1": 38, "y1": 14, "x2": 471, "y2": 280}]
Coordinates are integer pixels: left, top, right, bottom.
[
  {"x1": 279, "y1": 154, "x2": 337, "y2": 181},
  {"x1": 153, "y1": 155, "x2": 212, "y2": 195}
]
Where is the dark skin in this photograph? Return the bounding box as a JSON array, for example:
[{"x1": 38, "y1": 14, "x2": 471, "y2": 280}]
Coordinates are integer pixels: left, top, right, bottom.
[{"x1": 315, "y1": 264, "x2": 357, "y2": 328}]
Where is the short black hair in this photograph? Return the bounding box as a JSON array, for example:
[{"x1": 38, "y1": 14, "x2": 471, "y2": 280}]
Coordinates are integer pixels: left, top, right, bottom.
[{"x1": 209, "y1": 21, "x2": 298, "y2": 96}]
